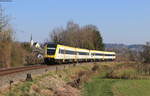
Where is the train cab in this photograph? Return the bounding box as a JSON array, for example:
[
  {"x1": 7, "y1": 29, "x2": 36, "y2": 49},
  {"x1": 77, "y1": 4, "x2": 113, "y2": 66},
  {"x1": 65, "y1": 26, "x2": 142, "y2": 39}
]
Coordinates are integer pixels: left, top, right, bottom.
[{"x1": 44, "y1": 43, "x2": 57, "y2": 63}]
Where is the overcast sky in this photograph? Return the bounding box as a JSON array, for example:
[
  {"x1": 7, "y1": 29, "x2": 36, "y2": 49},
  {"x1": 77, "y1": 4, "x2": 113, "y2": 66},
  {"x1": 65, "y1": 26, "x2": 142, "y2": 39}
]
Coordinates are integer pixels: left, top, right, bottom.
[{"x1": 1, "y1": 0, "x2": 150, "y2": 44}]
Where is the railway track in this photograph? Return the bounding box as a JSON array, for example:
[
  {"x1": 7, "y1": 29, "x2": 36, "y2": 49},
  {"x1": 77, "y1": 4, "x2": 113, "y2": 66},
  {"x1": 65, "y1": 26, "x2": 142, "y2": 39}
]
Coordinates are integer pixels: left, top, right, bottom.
[
  {"x1": 0, "y1": 65, "x2": 48, "y2": 76},
  {"x1": 0, "y1": 63, "x2": 93, "y2": 88}
]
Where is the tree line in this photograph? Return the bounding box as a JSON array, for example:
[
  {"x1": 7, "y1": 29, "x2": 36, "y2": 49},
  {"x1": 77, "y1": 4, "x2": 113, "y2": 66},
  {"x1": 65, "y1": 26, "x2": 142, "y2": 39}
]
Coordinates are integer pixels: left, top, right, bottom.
[{"x1": 50, "y1": 21, "x2": 104, "y2": 50}]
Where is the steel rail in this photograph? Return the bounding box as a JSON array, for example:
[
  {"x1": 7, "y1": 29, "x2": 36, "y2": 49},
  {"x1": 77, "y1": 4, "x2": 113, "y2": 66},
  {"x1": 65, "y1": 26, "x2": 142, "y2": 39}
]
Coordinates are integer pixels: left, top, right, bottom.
[{"x1": 0, "y1": 65, "x2": 48, "y2": 76}]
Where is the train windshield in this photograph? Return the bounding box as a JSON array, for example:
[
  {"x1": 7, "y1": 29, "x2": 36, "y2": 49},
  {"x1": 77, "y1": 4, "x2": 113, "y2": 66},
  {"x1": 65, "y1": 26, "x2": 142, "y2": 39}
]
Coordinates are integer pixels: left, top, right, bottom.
[{"x1": 47, "y1": 44, "x2": 57, "y2": 55}]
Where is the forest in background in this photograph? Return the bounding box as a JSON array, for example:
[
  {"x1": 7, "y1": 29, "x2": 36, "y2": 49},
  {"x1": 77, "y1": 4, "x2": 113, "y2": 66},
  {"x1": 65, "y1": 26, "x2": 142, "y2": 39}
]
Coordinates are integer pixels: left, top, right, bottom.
[{"x1": 50, "y1": 21, "x2": 104, "y2": 50}]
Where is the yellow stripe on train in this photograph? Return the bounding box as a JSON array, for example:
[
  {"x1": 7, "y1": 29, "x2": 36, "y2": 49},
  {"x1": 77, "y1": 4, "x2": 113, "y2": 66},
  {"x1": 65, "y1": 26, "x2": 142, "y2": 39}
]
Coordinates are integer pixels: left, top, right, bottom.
[{"x1": 44, "y1": 55, "x2": 55, "y2": 58}]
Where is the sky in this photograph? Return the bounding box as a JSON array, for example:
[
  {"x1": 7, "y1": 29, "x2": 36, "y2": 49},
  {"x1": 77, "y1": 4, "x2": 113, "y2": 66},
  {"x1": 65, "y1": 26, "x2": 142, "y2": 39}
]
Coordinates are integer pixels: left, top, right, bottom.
[{"x1": 1, "y1": 0, "x2": 150, "y2": 44}]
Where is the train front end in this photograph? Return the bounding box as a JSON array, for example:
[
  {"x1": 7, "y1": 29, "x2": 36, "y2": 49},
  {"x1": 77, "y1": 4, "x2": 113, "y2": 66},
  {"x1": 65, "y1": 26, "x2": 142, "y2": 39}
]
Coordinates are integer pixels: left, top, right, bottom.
[{"x1": 44, "y1": 43, "x2": 57, "y2": 64}]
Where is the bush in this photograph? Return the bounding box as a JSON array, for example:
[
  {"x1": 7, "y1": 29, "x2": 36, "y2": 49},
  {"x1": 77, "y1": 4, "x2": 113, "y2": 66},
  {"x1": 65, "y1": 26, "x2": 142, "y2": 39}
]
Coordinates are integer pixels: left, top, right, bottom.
[
  {"x1": 10, "y1": 42, "x2": 26, "y2": 67},
  {"x1": 0, "y1": 42, "x2": 34, "y2": 68},
  {"x1": 0, "y1": 41, "x2": 11, "y2": 68}
]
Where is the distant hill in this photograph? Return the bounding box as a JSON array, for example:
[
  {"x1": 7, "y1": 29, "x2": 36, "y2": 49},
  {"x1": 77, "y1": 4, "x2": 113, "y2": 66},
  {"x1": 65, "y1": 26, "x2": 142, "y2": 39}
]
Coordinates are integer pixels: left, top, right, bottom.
[{"x1": 105, "y1": 43, "x2": 144, "y2": 51}]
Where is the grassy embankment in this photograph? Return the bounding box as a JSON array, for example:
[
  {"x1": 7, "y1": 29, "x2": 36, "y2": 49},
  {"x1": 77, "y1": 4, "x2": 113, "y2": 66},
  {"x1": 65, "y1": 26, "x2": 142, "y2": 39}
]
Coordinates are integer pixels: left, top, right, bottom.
[
  {"x1": 2, "y1": 62, "x2": 150, "y2": 96},
  {"x1": 1, "y1": 63, "x2": 94, "y2": 96},
  {"x1": 84, "y1": 62, "x2": 150, "y2": 96}
]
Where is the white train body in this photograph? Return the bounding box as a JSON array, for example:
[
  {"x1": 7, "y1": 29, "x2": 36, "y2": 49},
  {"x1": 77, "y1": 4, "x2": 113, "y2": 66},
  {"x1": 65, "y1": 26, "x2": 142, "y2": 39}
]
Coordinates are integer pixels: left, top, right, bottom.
[{"x1": 44, "y1": 43, "x2": 116, "y2": 64}]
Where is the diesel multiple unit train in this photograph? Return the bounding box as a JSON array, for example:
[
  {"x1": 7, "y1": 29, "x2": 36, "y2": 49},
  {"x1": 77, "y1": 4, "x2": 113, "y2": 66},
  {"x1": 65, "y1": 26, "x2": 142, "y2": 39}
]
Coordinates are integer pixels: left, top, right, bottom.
[{"x1": 44, "y1": 43, "x2": 116, "y2": 64}]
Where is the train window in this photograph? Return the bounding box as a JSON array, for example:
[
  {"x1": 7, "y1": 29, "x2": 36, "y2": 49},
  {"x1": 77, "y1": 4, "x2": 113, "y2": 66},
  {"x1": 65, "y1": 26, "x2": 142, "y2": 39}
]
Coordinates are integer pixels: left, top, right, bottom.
[
  {"x1": 47, "y1": 49, "x2": 56, "y2": 55},
  {"x1": 104, "y1": 54, "x2": 115, "y2": 56},
  {"x1": 46, "y1": 44, "x2": 57, "y2": 55},
  {"x1": 59, "y1": 49, "x2": 76, "y2": 55},
  {"x1": 59, "y1": 49, "x2": 65, "y2": 54},
  {"x1": 91, "y1": 53, "x2": 95, "y2": 56},
  {"x1": 95, "y1": 53, "x2": 104, "y2": 56},
  {"x1": 78, "y1": 52, "x2": 89, "y2": 55},
  {"x1": 91, "y1": 53, "x2": 104, "y2": 56},
  {"x1": 105, "y1": 54, "x2": 109, "y2": 56},
  {"x1": 59, "y1": 49, "x2": 90, "y2": 55},
  {"x1": 65, "y1": 50, "x2": 75, "y2": 55}
]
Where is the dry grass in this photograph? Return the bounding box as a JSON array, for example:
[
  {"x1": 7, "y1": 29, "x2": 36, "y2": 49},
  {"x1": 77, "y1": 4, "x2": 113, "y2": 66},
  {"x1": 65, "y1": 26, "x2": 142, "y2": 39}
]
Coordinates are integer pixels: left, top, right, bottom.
[
  {"x1": 1, "y1": 62, "x2": 129, "y2": 96},
  {"x1": 2, "y1": 63, "x2": 97, "y2": 96}
]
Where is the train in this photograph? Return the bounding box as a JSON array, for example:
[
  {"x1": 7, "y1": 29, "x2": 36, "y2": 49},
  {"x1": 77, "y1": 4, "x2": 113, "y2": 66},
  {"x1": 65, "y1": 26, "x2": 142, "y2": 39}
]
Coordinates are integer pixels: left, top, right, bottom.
[{"x1": 44, "y1": 43, "x2": 116, "y2": 64}]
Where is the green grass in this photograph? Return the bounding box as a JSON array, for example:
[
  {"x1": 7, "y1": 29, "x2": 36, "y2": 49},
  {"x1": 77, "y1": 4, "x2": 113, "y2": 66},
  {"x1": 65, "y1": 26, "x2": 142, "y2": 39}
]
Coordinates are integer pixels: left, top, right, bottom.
[
  {"x1": 113, "y1": 80, "x2": 150, "y2": 96},
  {"x1": 84, "y1": 77, "x2": 150, "y2": 96},
  {"x1": 5, "y1": 81, "x2": 33, "y2": 96},
  {"x1": 84, "y1": 77, "x2": 116, "y2": 96}
]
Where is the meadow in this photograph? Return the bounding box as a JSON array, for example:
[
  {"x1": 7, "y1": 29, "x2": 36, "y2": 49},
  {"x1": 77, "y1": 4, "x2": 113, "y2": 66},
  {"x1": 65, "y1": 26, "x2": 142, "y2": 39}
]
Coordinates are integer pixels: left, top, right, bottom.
[{"x1": 83, "y1": 62, "x2": 150, "y2": 96}]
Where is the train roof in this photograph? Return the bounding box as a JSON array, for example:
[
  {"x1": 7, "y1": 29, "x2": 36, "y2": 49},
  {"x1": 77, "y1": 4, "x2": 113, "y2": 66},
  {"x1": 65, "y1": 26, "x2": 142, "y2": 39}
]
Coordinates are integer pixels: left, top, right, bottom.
[
  {"x1": 90, "y1": 50, "x2": 115, "y2": 54},
  {"x1": 57, "y1": 44, "x2": 89, "y2": 51},
  {"x1": 45, "y1": 43, "x2": 115, "y2": 54}
]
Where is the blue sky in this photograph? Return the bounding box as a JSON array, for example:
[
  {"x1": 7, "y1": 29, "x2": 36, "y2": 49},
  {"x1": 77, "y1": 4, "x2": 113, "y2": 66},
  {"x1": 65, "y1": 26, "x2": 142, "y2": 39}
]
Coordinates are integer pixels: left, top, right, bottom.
[{"x1": 1, "y1": 0, "x2": 150, "y2": 44}]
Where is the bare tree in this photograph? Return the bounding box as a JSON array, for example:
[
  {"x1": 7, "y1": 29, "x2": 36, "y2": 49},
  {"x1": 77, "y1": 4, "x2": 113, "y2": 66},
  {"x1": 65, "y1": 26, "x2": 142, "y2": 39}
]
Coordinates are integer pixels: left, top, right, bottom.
[
  {"x1": 0, "y1": 5, "x2": 12, "y2": 41},
  {"x1": 0, "y1": 5, "x2": 13, "y2": 68},
  {"x1": 50, "y1": 21, "x2": 104, "y2": 50}
]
